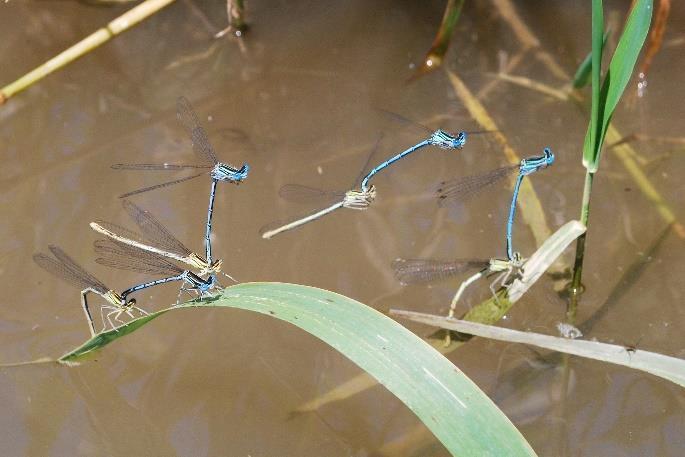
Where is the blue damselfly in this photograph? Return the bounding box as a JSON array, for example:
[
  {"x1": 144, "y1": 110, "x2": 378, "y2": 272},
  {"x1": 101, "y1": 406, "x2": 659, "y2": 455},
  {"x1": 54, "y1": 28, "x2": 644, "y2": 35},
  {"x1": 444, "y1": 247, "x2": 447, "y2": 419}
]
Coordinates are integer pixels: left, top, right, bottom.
[
  {"x1": 394, "y1": 148, "x2": 555, "y2": 343},
  {"x1": 437, "y1": 148, "x2": 555, "y2": 261},
  {"x1": 260, "y1": 135, "x2": 384, "y2": 239},
  {"x1": 261, "y1": 124, "x2": 470, "y2": 239},
  {"x1": 112, "y1": 96, "x2": 249, "y2": 266},
  {"x1": 93, "y1": 238, "x2": 218, "y2": 305}
]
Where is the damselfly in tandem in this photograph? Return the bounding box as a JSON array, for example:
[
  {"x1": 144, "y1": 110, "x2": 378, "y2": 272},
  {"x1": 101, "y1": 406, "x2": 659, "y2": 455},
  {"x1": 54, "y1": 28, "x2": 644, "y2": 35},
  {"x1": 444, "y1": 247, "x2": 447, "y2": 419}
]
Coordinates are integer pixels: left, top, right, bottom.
[
  {"x1": 260, "y1": 134, "x2": 384, "y2": 239},
  {"x1": 261, "y1": 123, "x2": 475, "y2": 239},
  {"x1": 90, "y1": 199, "x2": 236, "y2": 285},
  {"x1": 93, "y1": 238, "x2": 219, "y2": 305},
  {"x1": 112, "y1": 96, "x2": 249, "y2": 266},
  {"x1": 33, "y1": 245, "x2": 151, "y2": 336},
  {"x1": 394, "y1": 148, "x2": 555, "y2": 343},
  {"x1": 437, "y1": 147, "x2": 555, "y2": 261}
]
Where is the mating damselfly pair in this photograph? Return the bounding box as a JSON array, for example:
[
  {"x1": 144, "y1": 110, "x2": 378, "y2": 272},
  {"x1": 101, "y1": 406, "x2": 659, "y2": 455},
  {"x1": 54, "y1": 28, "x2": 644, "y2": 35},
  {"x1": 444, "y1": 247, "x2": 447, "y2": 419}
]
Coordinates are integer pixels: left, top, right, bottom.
[
  {"x1": 35, "y1": 97, "x2": 249, "y2": 336},
  {"x1": 33, "y1": 94, "x2": 555, "y2": 342},
  {"x1": 260, "y1": 112, "x2": 497, "y2": 239},
  {"x1": 394, "y1": 148, "x2": 555, "y2": 344}
]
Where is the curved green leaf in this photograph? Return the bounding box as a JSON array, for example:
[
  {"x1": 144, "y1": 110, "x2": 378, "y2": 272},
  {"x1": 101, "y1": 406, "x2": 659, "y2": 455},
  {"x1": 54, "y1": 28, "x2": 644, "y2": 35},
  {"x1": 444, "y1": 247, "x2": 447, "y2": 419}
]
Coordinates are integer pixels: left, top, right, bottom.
[{"x1": 60, "y1": 282, "x2": 536, "y2": 456}]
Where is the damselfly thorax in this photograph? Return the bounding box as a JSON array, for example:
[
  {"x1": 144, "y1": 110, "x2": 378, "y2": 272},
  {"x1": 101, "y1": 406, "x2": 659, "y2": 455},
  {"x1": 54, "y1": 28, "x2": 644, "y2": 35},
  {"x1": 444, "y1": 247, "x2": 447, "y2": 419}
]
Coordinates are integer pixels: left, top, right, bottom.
[{"x1": 211, "y1": 163, "x2": 249, "y2": 182}]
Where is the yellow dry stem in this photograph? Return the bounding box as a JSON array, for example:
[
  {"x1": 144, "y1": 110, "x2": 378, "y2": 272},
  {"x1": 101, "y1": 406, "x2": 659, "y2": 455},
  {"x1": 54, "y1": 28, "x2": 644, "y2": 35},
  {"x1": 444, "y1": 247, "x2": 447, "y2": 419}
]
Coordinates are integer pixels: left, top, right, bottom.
[{"x1": 0, "y1": 0, "x2": 176, "y2": 104}]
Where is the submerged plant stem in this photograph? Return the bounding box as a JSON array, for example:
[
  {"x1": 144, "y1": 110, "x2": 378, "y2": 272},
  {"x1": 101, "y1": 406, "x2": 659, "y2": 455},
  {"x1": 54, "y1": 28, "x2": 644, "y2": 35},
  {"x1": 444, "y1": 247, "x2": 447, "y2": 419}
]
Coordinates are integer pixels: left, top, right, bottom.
[
  {"x1": 568, "y1": 230, "x2": 587, "y2": 322},
  {"x1": 215, "y1": 0, "x2": 248, "y2": 38},
  {"x1": 409, "y1": 0, "x2": 464, "y2": 80}
]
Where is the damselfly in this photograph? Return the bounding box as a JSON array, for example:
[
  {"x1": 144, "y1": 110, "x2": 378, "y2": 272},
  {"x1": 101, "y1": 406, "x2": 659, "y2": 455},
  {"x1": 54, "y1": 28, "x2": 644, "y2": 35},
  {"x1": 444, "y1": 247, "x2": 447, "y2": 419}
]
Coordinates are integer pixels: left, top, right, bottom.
[
  {"x1": 260, "y1": 135, "x2": 384, "y2": 239},
  {"x1": 438, "y1": 147, "x2": 555, "y2": 261},
  {"x1": 276, "y1": 135, "x2": 383, "y2": 207},
  {"x1": 261, "y1": 126, "x2": 469, "y2": 239},
  {"x1": 393, "y1": 255, "x2": 525, "y2": 317},
  {"x1": 394, "y1": 147, "x2": 555, "y2": 342},
  {"x1": 112, "y1": 96, "x2": 249, "y2": 266},
  {"x1": 93, "y1": 238, "x2": 218, "y2": 305},
  {"x1": 33, "y1": 245, "x2": 150, "y2": 336},
  {"x1": 90, "y1": 199, "x2": 235, "y2": 283}
]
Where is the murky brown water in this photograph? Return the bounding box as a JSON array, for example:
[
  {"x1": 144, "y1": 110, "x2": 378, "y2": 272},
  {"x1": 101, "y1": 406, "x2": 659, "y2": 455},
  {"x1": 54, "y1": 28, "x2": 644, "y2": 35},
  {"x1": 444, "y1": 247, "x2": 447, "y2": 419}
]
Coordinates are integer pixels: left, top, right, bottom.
[{"x1": 1, "y1": 0, "x2": 684, "y2": 455}]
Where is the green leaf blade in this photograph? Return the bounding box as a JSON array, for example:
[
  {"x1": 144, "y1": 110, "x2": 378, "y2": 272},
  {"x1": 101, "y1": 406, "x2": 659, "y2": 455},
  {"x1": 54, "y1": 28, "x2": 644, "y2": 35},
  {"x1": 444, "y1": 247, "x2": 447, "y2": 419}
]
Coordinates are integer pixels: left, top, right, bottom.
[
  {"x1": 584, "y1": 0, "x2": 605, "y2": 170},
  {"x1": 585, "y1": 0, "x2": 653, "y2": 172},
  {"x1": 594, "y1": 0, "x2": 653, "y2": 167},
  {"x1": 573, "y1": 31, "x2": 610, "y2": 89},
  {"x1": 59, "y1": 282, "x2": 536, "y2": 456}
]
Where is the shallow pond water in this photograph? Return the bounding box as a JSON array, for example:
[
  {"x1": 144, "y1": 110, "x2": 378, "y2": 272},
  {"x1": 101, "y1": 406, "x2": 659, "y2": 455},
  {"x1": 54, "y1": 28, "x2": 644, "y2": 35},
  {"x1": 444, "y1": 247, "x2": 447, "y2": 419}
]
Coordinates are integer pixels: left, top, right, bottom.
[{"x1": 1, "y1": 0, "x2": 684, "y2": 455}]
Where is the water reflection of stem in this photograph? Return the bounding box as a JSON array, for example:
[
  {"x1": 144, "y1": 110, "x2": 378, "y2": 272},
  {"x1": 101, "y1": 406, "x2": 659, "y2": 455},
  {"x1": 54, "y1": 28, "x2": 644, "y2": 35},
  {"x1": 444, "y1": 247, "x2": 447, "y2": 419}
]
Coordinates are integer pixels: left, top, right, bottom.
[
  {"x1": 567, "y1": 172, "x2": 593, "y2": 322},
  {"x1": 493, "y1": 73, "x2": 581, "y2": 103},
  {"x1": 491, "y1": 0, "x2": 569, "y2": 80},
  {"x1": 477, "y1": 49, "x2": 528, "y2": 100},
  {"x1": 215, "y1": 0, "x2": 248, "y2": 38},
  {"x1": 408, "y1": 0, "x2": 464, "y2": 81},
  {"x1": 638, "y1": 0, "x2": 671, "y2": 80}
]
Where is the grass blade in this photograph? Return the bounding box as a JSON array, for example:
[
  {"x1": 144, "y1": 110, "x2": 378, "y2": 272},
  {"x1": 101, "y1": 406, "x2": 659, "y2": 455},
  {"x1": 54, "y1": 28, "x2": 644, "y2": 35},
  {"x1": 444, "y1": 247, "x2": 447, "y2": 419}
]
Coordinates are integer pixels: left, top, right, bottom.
[
  {"x1": 57, "y1": 282, "x2": 535, "y2": 456},
  {"x1": 389, "y1": 314, "x2": 685, "y2": 388},
  {"x1": 507, "y1": 220, "x2": 586, "y2": 302},
  {"x1": 585, "y1": 0, "x2": 605, "y2": 171}
]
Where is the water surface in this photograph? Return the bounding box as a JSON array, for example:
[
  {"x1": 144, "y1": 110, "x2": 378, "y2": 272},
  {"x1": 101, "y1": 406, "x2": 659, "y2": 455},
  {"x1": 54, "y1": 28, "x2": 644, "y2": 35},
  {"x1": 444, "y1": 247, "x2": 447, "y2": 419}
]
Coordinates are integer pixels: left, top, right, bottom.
[{"x1": 1, "y1": 1, "x2": 684, "y2": 455}]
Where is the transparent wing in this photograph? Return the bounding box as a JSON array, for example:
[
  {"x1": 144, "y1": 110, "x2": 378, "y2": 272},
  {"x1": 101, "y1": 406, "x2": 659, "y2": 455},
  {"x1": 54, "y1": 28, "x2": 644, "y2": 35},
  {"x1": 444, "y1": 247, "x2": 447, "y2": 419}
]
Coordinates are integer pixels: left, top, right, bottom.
[
  {"x1": 34, "y1": 248, "x2": 109, "y2": 294},
  {"x1": 437, "y1": 165, "x2": 517, "y2": 207},
  {"x1": 111, "y1": 163, "x2": 212, "y2": 171},
  {"x1": 92, "y1": 219, "x2": 146, "y2": 245},
  {"x1": 94, "y1": 239, "x2": 184, "y2": 277},
  {"x1": 176, "y1": 96, "x2": 201, "y2": 136},
  {"x1": 376, "y1": 108, "x2": 495, "y2": 137},
  {"x1": 352, "y1": 133, "x2": 384, "y2": 188},
  {"x1": 118, "y1": 171, "x2": 207, "y2": 198},
  {"x1": 376, "y1": 108, "x2": 432, "y2": 135},
  {"x1": 121, "y1": 200, "x2": 193, "y2": 258},
  {"x1": 278, "y1": 133, "x2": 384, "y2": 206},
  {"x1": 177, "y1": 96, "x2": 218, "y2": 166},
  {"x1": 392, "y1": 258, "x2": 488, "y2": 284}
]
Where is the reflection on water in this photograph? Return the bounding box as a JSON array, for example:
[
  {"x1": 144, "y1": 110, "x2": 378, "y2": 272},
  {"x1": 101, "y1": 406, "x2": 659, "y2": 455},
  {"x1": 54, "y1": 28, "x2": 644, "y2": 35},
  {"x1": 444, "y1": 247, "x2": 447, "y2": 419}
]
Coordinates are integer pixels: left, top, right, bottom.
[{"x1": 1, "y1": 0, "x2": 684, "y2": 455}]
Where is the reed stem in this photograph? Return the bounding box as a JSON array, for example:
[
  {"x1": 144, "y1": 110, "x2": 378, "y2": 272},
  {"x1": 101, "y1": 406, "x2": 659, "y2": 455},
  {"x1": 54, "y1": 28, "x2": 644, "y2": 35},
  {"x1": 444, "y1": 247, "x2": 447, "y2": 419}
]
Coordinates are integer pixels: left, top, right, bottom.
[
  {"x1": 0, "y1": 0, "x2": 176, "y2": 105},
  {"x1": 568, "y1": 171, "x2": 594, "y2": 321}
]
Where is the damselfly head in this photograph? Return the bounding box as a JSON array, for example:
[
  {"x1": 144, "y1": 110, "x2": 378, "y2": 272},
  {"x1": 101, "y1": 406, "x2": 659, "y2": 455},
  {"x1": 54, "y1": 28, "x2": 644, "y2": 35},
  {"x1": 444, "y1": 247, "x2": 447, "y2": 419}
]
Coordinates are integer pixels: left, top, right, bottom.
[
  {"x1": 511, "y1": 252, "x2": 525, "y2": 266},
  {"x1": 205, "y1": 273, "x2": 219, "y2": 290},
  {"x1": 127, "y1": 298, "x2": 137, "y2": 308},
  {"x1": 520, "y1": 147, "x2": 555, "y2": 175}
]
